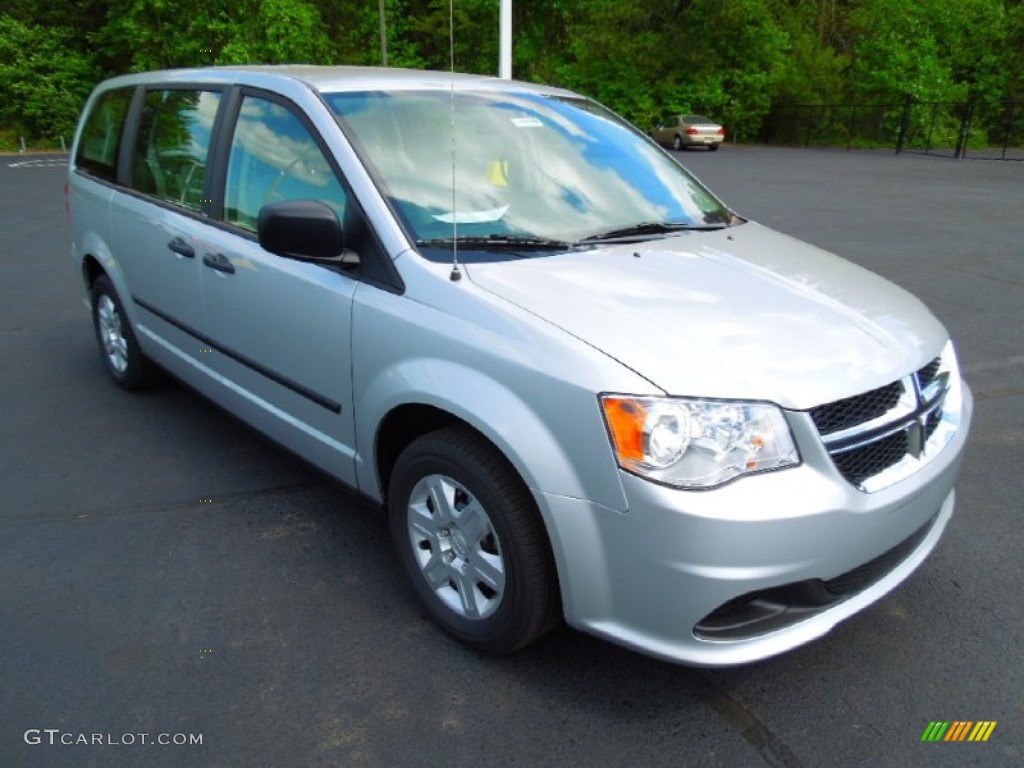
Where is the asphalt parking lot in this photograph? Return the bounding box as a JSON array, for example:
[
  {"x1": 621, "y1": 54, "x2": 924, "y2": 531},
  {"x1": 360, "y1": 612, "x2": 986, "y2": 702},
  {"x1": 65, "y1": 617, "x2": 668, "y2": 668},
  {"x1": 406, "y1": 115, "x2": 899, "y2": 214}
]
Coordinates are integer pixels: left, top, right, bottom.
[{"x1": 2, "y1": 146, "x2": 1021, "y2": 767}]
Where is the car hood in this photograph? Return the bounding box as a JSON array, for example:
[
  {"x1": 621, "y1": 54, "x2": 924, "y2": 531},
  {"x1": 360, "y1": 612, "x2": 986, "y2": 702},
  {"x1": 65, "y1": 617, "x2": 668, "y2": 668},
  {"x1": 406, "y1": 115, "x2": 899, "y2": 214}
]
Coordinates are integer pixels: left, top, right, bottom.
[{"x1": 465, "y1": 223, "x2": 948, "y2": 410}]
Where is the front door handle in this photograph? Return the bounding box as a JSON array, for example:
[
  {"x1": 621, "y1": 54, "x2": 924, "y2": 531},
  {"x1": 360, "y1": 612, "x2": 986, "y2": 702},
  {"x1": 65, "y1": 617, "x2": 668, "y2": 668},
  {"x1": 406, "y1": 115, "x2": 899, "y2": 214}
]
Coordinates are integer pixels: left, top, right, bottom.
[
  {"x1": 202, "y1": 252, "x2": 236, "y2": 275},
  {"x1": 167, "y1": 237, "x2": 195, "y2": 258}
]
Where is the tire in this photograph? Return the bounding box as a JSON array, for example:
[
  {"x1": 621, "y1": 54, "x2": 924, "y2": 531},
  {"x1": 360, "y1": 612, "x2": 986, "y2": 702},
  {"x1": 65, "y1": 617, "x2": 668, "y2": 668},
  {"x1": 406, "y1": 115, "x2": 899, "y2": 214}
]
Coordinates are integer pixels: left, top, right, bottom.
[
  {"x1": 672, "y1": 135, "x2": 683, "y2": 151},
  {"x1": 388, "y1": 425, "x2": 561, "y2": 654},
  {"x1": 91, "y1": 275, "x2": 161, "y2": 390},
  {"x1": 708, "y1": 143, "x2": 720, "y2": 151}
]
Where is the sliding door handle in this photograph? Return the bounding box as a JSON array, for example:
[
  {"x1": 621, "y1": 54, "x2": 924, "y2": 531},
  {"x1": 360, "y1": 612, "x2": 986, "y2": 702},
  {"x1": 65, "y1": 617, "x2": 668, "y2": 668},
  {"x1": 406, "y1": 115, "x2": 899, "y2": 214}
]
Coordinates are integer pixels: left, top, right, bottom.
[
  {"x1": 167, "y1": 237, "x2": 195, "y2": 258},
  {"x1": 202, "y1": 252, "x2": 236, "y2": 275}
]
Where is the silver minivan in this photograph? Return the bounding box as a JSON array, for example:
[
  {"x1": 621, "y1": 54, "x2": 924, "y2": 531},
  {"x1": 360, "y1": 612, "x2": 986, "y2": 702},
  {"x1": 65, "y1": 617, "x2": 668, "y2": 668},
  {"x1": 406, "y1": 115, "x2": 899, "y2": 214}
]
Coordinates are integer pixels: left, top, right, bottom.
[{"x1": 69, "y1": 66, "x2": 972, "y2": 666}]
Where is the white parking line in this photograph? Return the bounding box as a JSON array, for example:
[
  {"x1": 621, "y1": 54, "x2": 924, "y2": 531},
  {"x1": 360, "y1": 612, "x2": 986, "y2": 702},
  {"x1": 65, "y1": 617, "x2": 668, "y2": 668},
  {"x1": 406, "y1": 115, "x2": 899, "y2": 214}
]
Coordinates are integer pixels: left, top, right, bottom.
[{"x1": 7, "y1": 158, "x2": 69, "y2": 168}]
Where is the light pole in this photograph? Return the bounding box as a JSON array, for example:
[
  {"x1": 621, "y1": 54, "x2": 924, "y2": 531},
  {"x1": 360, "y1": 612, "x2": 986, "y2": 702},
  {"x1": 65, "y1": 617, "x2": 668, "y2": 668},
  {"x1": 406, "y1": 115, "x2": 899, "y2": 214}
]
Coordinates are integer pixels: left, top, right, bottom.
[{"x1": 500, "y1": 0, "x2": 511, "y2": 79}]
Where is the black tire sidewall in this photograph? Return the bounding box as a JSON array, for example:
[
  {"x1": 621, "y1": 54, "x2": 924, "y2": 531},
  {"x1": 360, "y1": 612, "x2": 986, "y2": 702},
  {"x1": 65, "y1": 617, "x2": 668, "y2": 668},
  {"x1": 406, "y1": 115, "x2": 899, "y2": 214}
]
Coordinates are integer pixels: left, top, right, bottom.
[
  {"x1": 91, "y1": 276, "x2": 149, "y2": 389},
  {"x1": 388, "y1": 431, "x2": 549, "y2": 652}
]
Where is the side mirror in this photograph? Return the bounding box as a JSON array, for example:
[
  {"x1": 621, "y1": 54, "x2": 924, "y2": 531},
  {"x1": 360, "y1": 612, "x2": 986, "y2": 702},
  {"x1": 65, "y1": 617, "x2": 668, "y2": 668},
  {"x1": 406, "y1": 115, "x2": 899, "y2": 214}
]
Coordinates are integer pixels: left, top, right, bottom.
[{"x1": 257, "y1": 199, "x2": 359, "y2": 267}]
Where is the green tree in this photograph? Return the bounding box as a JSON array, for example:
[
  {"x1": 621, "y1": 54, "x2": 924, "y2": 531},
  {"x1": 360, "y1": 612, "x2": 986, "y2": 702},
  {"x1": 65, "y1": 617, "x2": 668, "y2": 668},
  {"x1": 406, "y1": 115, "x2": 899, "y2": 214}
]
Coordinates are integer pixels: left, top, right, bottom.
[
  {"x1": 553, "y1": 0, "x2": 791, "y2": 135},
  {"x1": 0, "y1": 14, "x2": 97, "y2": 142},
  {"x1": 674, "y1": 0, "x2": 790, "y2": 137},
  {"x1": 771, "y1": 0, "x2": 850, "y2": 106},
  {"x1": 553, "y1": 1, "x2": 666, "y2": 126},
  {"x1": 1006, "y1": 1, "x2": 1024, "y2": 98},
  {"x1": 92, "y1": 0, "x2": 334, "y2": 71},
  {"x1": 217, "y1": 0, "x2": 333, "y2": 64},
  {"x1": 848, "y1": 0, "x2": 1010, "y2": 102},
  {"x1": 318, "y1": 0, "x2": 427, "y2": 68},
  {"x1": 3, "y1": 0, "x2": 1023, "y2": 149}
]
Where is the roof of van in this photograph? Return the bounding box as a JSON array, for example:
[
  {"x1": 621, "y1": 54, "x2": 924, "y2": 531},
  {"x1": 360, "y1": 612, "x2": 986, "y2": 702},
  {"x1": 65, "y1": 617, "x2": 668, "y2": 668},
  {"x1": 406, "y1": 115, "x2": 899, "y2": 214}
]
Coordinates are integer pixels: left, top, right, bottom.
[{"x1": 96, "y1": 65, "x2": 577, "y2": 97}]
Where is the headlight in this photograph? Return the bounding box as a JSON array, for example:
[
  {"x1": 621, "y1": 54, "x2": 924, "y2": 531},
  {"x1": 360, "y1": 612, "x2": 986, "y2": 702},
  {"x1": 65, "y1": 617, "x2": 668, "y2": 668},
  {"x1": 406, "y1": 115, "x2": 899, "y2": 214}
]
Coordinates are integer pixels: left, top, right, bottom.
[{"x1": 600, "y1": 395, "x2": 800, "y2": 489}]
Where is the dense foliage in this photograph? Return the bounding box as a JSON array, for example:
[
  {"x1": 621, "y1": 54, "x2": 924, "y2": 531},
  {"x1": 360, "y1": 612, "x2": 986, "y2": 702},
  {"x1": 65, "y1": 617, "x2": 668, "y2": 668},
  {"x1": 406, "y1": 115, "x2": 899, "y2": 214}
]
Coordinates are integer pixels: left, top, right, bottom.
[{"x1": 2, "y1": 0, "x2": 1022, "y2": 146}]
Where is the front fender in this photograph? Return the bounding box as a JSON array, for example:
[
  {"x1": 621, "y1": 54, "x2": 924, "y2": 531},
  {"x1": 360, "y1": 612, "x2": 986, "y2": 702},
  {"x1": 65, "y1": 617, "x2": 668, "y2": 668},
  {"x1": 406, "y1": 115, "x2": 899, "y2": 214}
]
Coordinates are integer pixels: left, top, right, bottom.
[{"x1": 354, "y1": 357, "x2": 627, "y2": 513}]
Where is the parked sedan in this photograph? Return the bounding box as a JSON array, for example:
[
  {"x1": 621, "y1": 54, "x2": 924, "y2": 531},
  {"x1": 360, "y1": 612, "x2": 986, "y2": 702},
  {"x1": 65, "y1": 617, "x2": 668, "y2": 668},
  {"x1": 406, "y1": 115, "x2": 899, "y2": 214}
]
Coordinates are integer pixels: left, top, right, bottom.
[{"x1": 652, "y1": 114, "x2": 726, "y2": 150}]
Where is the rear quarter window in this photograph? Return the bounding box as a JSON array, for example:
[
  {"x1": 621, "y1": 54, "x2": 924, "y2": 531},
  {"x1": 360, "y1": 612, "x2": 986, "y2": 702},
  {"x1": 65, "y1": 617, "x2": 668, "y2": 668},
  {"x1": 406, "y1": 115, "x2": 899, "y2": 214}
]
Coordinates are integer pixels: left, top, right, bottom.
[
  {"x1": 75, "y1": 88, "x2": 134, "y2": 183},
  {"x1": 131, "y1": 89, "x2": 222, "y2": 211}
]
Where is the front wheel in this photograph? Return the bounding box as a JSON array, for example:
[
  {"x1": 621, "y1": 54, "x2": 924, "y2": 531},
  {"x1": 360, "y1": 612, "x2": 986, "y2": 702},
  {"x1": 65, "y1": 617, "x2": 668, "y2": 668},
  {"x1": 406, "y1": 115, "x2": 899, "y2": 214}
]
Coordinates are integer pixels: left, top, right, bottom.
[{"x1": 388, "y1": 425, "x2": 561, "y2": 654}]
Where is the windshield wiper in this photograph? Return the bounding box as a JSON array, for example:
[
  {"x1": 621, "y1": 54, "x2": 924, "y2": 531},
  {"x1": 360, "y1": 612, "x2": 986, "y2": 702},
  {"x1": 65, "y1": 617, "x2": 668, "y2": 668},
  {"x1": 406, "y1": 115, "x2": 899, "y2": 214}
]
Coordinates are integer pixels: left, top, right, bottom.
[
  {"x1": 576, "y1": 221, "x2": 728, "y2": 243},
  {"x1": 416, "y1": 234, "x2": 573, "y2": 251}
]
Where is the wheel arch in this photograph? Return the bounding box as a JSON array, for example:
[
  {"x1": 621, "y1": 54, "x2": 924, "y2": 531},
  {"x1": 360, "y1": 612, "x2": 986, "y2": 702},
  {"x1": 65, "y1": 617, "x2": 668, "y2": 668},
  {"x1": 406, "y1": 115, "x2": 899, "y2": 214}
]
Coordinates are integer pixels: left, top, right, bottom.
[
  {"x1": 371, "y1": 394, "x2": 588, "y2": 509},
  {"x1": 82, "y1": 253, "x2": 106, "y2": 291},
  {"x1": 76, "y1": 231, "x2": 136, "y2": 324},
  {"x1": 358, "y1": 361, "x2": 624, "y2": 511},
  {"x1": 375, "y1": 403, "x2": 461, "y2": 502},
  {"x1": 360, "y1": 366, "x2": 626, "y2": 622}
]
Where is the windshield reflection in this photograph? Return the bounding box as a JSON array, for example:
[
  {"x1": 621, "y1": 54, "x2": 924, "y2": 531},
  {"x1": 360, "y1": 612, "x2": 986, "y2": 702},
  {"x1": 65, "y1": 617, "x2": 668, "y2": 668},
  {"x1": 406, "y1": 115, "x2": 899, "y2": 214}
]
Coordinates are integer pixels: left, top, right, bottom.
[{"x1": 327, "y1": 90, "x2": 732, "y2": 251}]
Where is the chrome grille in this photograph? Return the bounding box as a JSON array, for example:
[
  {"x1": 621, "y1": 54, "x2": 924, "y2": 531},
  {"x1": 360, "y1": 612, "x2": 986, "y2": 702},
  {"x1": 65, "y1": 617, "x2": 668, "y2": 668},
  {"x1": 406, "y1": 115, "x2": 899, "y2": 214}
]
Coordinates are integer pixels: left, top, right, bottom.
[
  {"x1": 923, "y1": 406, "x2": 942, "y2": 442},
  {"x1": 916, "y1": 359, "x2": 941, "y2": 391},
  {"x1": 810, "y1": 381, "x2": 903, "y2": 436},
  {"x1": 812, "y1": 355, "x2": 953, "y2": 492},
  {"x1": 830, "y1": 430, "x2": 908, "y2": 486}
]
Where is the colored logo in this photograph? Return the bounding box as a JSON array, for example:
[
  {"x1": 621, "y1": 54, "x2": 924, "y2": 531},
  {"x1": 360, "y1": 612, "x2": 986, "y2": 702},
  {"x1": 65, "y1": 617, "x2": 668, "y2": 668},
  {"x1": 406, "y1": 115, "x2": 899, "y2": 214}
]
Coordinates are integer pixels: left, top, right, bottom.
[{"x1": 921, "y1": 721, "x2": 997, "y2": 742}]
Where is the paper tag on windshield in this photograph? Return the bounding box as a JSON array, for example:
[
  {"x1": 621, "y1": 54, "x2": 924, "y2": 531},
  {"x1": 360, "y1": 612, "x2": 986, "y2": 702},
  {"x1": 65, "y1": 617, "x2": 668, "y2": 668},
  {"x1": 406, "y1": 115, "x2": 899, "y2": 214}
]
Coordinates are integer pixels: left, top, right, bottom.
[
  {"x1": 511, "y1": 116, "x2": 543, "y2": 128},
  {"x1": 432, "y1": 205, "x2": 510, "y2": 224}
]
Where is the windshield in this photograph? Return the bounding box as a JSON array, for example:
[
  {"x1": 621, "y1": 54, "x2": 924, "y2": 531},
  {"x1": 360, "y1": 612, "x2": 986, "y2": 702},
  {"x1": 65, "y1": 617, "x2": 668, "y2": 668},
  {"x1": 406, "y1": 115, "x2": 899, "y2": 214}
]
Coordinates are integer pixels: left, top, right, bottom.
[{"x1": 327, "y1": 89, "x2": 732, "y2": 250}]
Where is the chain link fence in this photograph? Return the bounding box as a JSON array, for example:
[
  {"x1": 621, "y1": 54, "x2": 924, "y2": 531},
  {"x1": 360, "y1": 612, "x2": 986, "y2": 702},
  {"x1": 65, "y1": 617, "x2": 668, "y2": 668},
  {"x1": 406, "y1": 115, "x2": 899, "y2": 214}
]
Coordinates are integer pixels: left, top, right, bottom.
[{"x1": 761, "y1": 96, "x2": 1024, "y2": 160}]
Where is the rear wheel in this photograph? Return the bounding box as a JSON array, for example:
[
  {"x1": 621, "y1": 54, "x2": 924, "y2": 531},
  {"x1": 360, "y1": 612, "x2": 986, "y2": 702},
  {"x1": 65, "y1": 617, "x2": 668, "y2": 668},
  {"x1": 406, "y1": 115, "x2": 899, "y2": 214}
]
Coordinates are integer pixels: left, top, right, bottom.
[
  {"x1": 388, "y1": 425, "x2": 561, "y2": 654},
  {"x1": 91, "y1": 275, "x2": 161, "y2": 390},
  {"x1": 709, "y1": 143, "x2": 720, "y2": 151},
  {"x1": 672, "y1": 135, "x2": 683, "y2": 151}
]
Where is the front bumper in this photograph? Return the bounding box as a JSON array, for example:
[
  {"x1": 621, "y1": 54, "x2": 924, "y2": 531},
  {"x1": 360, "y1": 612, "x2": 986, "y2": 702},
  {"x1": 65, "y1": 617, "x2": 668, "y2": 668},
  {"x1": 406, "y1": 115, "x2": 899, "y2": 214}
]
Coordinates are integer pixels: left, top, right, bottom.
[{"x1": 539, "y1": 385, "x2": 972, "y2": 667}]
